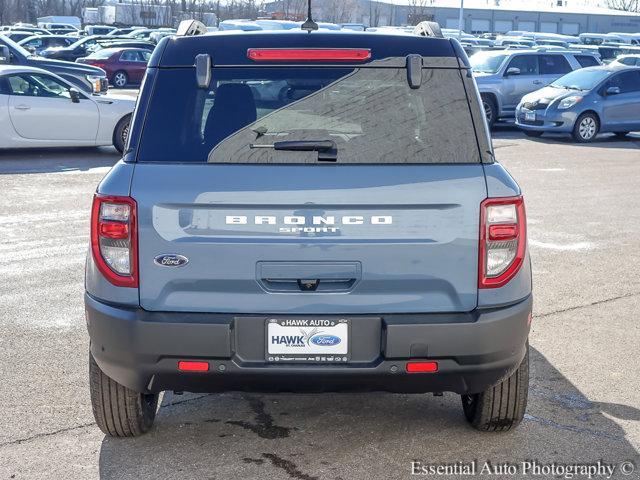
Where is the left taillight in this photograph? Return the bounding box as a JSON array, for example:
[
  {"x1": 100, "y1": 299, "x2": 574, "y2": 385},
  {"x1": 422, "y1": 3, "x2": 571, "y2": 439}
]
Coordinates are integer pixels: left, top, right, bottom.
[
  {"x1": 479, "y1": 196, "x2": 526, "y2": 289},
  {"x1": 90, "y1": 194, "x2": 138, "y2": 287}
]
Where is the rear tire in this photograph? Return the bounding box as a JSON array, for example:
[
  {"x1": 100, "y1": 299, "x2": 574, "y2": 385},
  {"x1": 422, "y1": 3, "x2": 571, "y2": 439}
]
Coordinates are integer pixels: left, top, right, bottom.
[
  {"x1": 112, "y1": 70, "x2": 128, "y2": 88},
  {"x1": 572, "y1": 112, "x2": 599, "y2": 143},
  {"x1": 89, "y1": 353, "x2": 159, "y2": 437},
  {"x1": 481, "y1": 94, "x2": 497, "y2": 129},
  {"x1": 523, "y1": 130, "x2": 543, "y2": 138},
  {"x1": 461, "y1": 343, "x2": 529, "y2": 431},
  {"x1": 112, "y1": 114, "x2": 131, "y2": 154}
]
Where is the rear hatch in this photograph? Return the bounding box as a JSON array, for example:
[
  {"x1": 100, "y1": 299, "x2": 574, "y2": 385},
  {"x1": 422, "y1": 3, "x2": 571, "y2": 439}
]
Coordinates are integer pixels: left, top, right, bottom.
[{"x1": 130, "y1": 36, "x2": 488, "y2": 314}]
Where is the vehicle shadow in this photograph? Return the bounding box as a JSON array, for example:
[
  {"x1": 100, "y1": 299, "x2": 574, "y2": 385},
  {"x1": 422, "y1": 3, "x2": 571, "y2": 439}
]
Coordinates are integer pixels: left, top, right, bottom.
[
  {"x1": 491, "y1": 124, "x2": 640, "y2": 149},
  {"x1": 0, "y1": 147, "x2": 119, "y2": 175},
  {"x1": 97, "y1": 346, "x2": 640, "y2": 480}
]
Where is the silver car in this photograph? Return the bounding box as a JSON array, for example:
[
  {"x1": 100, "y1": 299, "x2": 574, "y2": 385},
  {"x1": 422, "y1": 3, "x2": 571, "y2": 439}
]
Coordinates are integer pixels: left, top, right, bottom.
[{"x1": 471, "y1": 49, "x2": 601, "y2": 127}]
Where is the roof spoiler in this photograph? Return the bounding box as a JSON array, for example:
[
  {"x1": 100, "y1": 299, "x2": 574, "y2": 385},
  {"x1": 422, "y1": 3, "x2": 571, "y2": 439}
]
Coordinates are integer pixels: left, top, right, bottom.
[
  {"x1": 413, "y1": 21, "x2": 443, "y2": 38},
  {"x1": 176, "y1": 19, "x2": 207, "y2": 37}
]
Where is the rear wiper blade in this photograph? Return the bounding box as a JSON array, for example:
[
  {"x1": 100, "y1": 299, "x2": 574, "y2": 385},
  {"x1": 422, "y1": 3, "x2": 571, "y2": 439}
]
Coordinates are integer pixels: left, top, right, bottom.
[{"x1": 250, "y1": 140, "x2": 337, "y2": 162}]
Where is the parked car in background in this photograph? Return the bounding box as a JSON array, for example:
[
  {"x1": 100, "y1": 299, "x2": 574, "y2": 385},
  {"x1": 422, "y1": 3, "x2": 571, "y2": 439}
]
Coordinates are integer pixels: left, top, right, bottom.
[
  {"x1": 471, "y1": 49, "x2": 601, "y2": 127},
  {"x1": 218, "y1": 20, "x2": 263, "y2": 31},
  {"x1": 3, "y1": 25, "x2": 51, "y2": 36},
  {"x1": 516, "y1": 65, "x2": 640, "y2": 142},
  {"x1": 0, "y1": 35, "x2": 108, "y2": 93},
  {"x1": 609, "y1": 32, "x2": 640, "y2": 45},
  {"x1": 522, "y1": 32, "x2": 580, "y2": 46},
  {"x1": 577, "y1": 44, "x2": 627, "y2": 64},
  {"x1": 340, "y1": 22, "x2": 366, "y2": 31},
  {"x1": 579, "y1": 33, "x2": 626, "y2": 45},
  {"x1": 107, "y1": 27, "x2": 145, "y2": 36},
  {"x1": 123, "y1": 28, "x2": 174, "y2": 40},
  {"x1": 0, "y1": 65, "x2": 133, "y2": 151},
  {"x1": 148, "y1": 29, "x2": 176, "y2": 44},
  {"x1": 40, "y1": 35, "x2": 118, "y2": 61},
  {"x1": 77, "y1": 47, "x2": 150, "y2": 88},
  {"x1": 4, "y1": 31, "x2": 38, "y2": 43},
  {"x1": 42, "y1": 23, "x2": 79, "y2": 35},
  {"x1": 92, "y1": 40, "x2": 155, "y2": 52},
  {"x1": 83, "y1": 25, "x2": 117, "y2": 36},
  {"x1": 494, "y1": 36, "x2": 535, "y2": 48},
  {"x1": 18, "y1": 34, "x2": 79, "y2": 55},
  {"x1": 612, "y1": 54, "x2": 640, "y2": 67}
]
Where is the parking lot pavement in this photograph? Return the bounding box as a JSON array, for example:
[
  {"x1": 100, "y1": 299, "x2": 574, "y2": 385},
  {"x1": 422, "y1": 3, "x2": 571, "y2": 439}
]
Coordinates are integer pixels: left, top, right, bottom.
[{"x1": 0, "y1": 132, "x2": 639, "y2": 479}]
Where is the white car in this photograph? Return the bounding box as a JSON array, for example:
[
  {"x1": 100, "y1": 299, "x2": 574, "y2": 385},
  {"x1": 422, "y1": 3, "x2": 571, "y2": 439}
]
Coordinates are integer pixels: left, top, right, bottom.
[
  {"x1": 0, "y1": 65, "x2": 134, "y2": 152},
  {"x1": 612, "y1": 54, "x2": 640, "y2": 67}
]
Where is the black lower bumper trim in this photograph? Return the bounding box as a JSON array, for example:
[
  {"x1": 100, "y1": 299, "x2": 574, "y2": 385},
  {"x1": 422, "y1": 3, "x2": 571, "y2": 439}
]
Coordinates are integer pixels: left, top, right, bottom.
[{"x1": 86, "y1": 294, "x2": 532, "y2": 395}]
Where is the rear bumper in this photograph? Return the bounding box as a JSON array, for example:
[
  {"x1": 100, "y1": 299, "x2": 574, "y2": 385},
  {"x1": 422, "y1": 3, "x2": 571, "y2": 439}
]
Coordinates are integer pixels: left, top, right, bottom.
[{"x1": 86, "y1": 293, "x2": 532, "y2": 395}]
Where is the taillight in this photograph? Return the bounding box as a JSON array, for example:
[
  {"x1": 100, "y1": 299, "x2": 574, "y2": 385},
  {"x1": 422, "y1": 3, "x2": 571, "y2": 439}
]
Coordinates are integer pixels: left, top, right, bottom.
[
  {"x1": 247, "y1": 48, "x2": 371, "y2": 62},
  {"x1": 479, "y1": 196, "x2": 526, "y2": 289},
  {"x1": 90, "y1": 195, "x2": 138, "y2": 287}
]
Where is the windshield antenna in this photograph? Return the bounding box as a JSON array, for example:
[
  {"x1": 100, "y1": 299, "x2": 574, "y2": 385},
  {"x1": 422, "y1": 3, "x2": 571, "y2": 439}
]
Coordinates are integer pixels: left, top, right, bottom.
[{"x1": 301, "y1": 0, "x2": 318, "y2": 33}]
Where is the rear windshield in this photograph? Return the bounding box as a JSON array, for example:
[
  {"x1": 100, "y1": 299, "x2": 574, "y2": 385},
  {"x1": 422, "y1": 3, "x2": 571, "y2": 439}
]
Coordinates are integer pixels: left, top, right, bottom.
[{"x1": 137, "y1": 67, "x2": 481, "y2": 164}]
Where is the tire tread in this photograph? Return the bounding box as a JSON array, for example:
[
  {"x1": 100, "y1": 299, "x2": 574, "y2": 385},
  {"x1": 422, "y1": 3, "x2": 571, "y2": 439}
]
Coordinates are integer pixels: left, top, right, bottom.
[
  {"x1": 89, "y1": 353, "x2": 158, "y2": 437},
  {"x1": 461, "y1": 344, "x2": 529, "y2": 431}
]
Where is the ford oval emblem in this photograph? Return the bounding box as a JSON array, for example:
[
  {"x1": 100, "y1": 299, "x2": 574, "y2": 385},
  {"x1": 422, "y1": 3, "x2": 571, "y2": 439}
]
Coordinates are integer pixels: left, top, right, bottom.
[
  {"x1": 310, "y1": 334, "x2": 341, "y2": 347},
  {"x1": 154, "y1": 254, "x2": 189, "y2": 268}
]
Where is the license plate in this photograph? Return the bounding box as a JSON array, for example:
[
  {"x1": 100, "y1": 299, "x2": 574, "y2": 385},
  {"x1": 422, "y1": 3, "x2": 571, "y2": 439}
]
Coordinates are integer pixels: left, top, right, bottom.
[
  {"x1": 525, "y1": 111, "x2": 536, "y2": 122},
  {"x1": 266, "y1": 318, "x2": 349, "y2": 363}
]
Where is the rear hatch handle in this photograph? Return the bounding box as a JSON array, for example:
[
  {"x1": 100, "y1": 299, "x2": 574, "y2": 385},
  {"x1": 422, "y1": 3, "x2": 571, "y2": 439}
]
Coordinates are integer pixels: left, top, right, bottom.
[{"x1": 257, "y1": 261, "x2": 361, "y2": 293}]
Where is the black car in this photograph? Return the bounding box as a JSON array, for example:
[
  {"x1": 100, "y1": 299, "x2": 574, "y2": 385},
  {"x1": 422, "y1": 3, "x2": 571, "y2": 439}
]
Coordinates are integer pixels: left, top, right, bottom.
[
  {"x1": 40, "y1": 35, "x2": 121, "y2": 62},
  {"x1": 0, "y1": 34, "x2": 108, "y2": 93},
  {"x1": 18, "y1": 34, "x2": 80, "y2": 55}
]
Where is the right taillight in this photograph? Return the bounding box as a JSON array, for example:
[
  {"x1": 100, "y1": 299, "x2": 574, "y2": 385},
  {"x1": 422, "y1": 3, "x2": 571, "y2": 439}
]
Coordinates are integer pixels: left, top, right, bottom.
[
  {"x1": 479, "y1": 196, "x2": 526, "y2": 289},
  {"x1": 90, "y1": 194, "x2": 138, "y2": 287}
]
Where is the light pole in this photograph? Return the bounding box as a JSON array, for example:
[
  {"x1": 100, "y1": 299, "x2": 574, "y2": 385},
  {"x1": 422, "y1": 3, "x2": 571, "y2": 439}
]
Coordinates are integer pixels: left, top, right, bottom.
[{"x1": 458, "y1": 0, "x2": 464, "y2": 39}]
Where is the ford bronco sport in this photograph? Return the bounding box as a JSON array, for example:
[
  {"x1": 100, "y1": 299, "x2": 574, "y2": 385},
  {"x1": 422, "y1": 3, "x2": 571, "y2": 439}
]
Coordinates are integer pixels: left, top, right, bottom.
[{"x1": 85, "y1": 21, "x2": 532, "y2": 437}]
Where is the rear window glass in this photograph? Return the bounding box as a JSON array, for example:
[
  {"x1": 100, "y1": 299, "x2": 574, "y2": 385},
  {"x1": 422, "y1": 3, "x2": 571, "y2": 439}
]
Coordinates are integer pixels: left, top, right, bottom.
[
  {"x1": 137, "y1": 67, "x2": 481, "y2": 164},
  {"x1": 575, "y1": 55, "x2": 599, "y2": 68}
]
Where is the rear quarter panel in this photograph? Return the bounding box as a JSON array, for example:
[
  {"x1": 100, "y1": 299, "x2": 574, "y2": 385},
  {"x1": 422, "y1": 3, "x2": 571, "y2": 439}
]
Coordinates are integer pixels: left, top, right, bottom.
[
  {"x1": 479, "y1": 163, "x2": 532, "y2": 308},
  {"x1": 85, "y1": 160, "x2": 139, "y2": 305}
]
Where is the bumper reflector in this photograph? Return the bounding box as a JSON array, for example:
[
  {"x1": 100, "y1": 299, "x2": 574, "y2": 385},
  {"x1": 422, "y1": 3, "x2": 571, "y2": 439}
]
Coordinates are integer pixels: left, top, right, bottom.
[
  {"x1": 406, "y1": 361, "x2": 438, "y2": 373},
  {"x1": 178, "y1": 361, "x2": 210, "y2": 372}
]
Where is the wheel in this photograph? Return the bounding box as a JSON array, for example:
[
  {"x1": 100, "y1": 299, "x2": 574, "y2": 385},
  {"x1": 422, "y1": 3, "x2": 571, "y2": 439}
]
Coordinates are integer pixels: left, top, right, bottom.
[
  {"x1": 523, "y1": 130, "x2": 543, "y2": 138},
  {"x1": 614, "y1": 132, "x2": 629, "y2": 139},
  {"x1": 572, "y1": 112, "x2": 599, "y2": 143},
  {"x1": 112, "y1": 70, "x2": 128, "y2": 88},
  {"x1": 461, "y1": 344, "x2": 529, "y2": 431},
  {"x1": 481, "y1": 94, "x2": 497, "y2": 129},
  {"x1": 89, "y1": 353, "x2": 159, "y2": 437},
  {"x1": 112, "y1": 114, "x2": 131, "y2": 154}
]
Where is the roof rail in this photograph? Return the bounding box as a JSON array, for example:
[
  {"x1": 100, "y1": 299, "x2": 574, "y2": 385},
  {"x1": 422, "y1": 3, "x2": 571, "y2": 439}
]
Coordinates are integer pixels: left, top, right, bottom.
[
  {"x1": 176, "y1": 19, "x2": 207, "y2": 37},
  {"x1": 413, "y1": 21, "x2": 443, "y2": 38}
]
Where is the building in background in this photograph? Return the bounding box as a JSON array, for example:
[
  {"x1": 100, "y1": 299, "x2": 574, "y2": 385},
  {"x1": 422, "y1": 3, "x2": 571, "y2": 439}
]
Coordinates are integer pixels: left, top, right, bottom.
[{"x1": 265, "y1": 0, "x2": 640, "y2": 33}]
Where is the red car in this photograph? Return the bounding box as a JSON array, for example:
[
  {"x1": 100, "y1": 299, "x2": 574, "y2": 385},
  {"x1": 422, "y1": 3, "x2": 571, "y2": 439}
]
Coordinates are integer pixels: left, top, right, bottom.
[{"x1": 76, "y1": 47, "x2": 151, "y2": 88}]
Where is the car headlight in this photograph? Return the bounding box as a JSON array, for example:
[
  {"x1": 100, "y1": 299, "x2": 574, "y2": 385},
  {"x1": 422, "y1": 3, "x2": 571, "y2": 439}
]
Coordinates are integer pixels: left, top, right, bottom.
[
  {"x1": 558, "y1": 96, "x2": 583, "y2": 110},
  {"x1": 86, "y1": 75, "x2": 105, "y2": 93}
]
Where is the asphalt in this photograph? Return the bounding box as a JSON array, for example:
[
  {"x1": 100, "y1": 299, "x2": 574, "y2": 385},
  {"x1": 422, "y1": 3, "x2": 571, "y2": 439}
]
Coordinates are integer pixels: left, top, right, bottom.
[{"x1": 0, "y1": 128, "x2": 639, "y2": 479}]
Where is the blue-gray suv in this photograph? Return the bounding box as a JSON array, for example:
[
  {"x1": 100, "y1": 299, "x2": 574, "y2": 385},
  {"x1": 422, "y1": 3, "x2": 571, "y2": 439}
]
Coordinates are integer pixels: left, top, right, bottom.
[
  {"x1": 516, "y1": 65, "x2": 640, "y2": 141},
  {"x1": 85, "y1": 24, "x2": 532, "y2": 436}
]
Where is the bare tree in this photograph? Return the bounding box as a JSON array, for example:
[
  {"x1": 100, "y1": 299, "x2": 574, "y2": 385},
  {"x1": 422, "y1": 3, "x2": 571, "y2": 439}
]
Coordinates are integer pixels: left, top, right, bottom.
[
  {"x1": 607, "y1": 0, "x2": 639, "y2": 11},
  {"x1": 322, "y1": 0, "x2": 356, "y2": 23},
  {"x1": 369, "y1": 0, "x2": 382, "y2": 27}
]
